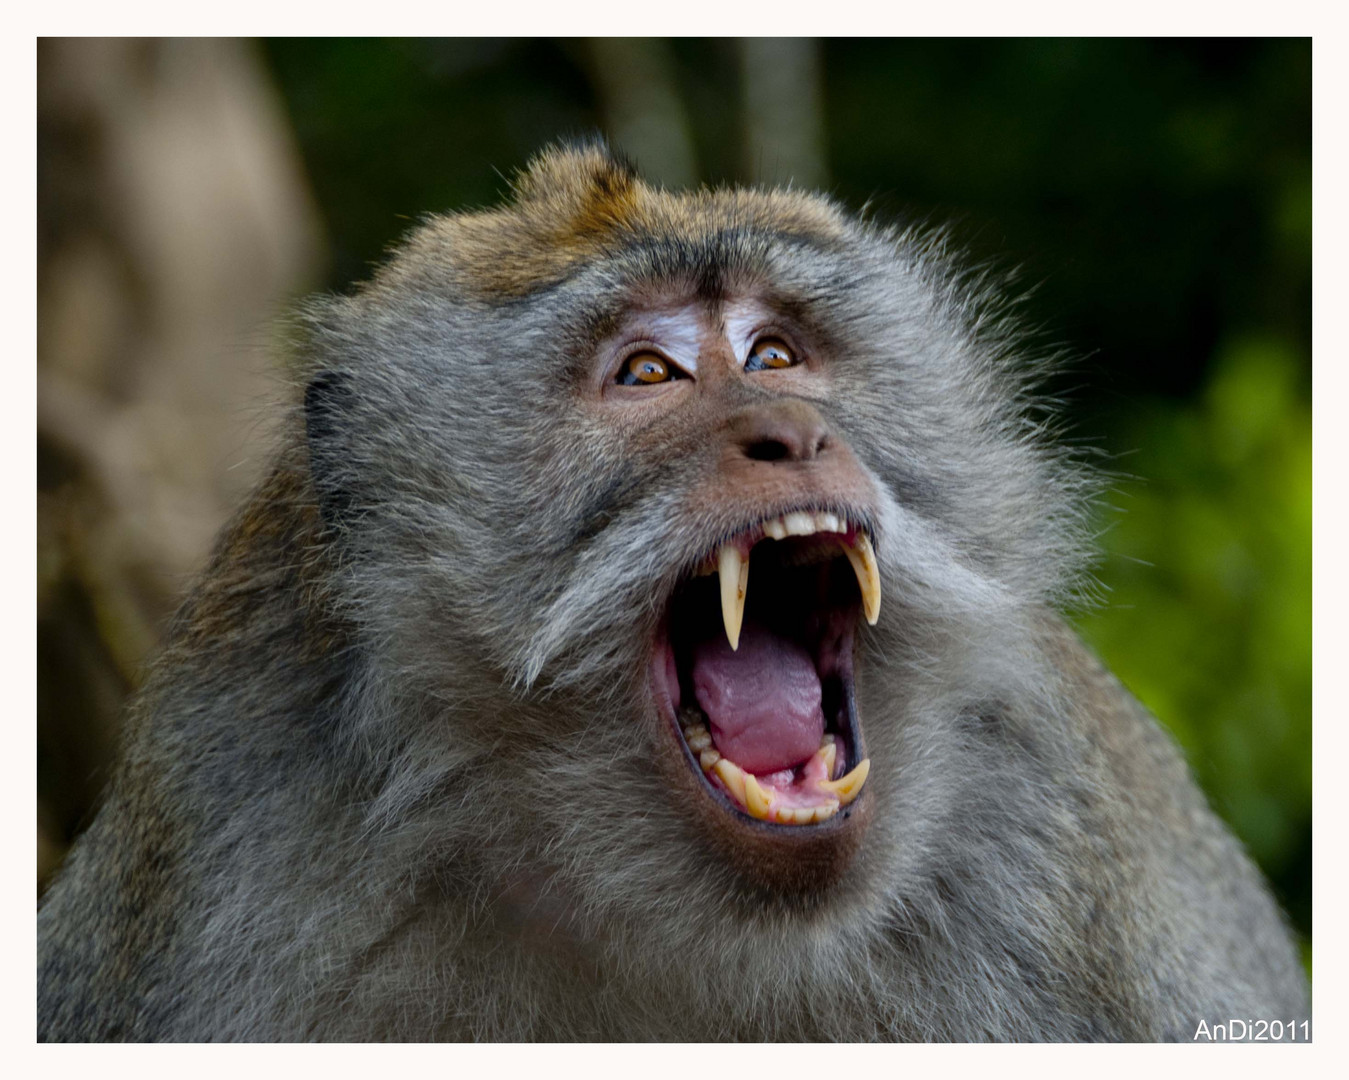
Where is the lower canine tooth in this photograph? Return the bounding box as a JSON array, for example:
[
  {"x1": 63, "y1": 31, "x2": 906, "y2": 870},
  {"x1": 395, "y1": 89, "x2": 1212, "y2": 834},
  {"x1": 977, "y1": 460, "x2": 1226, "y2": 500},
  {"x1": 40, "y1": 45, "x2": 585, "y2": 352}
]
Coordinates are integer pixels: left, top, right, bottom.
[
  {"x1": 743, "y1": 773, "x2": 773, "y2": 820},
  {"x1": 717, "y1": 543, "x2": 749, "y2": 650},
  {"x1": 713, "y1": 758, "x2": 747, "y2": 803},
  {"x1": 820, "y1": 758, "x2": 870, "y2": 806}
]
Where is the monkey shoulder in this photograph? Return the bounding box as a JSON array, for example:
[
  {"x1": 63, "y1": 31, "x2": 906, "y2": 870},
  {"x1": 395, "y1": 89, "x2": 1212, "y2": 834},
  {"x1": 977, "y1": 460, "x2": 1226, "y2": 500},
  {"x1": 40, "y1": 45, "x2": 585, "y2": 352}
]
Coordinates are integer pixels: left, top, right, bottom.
[{"x1": 1039, "y1": 616, "x2": 1309, "y2": 1032}]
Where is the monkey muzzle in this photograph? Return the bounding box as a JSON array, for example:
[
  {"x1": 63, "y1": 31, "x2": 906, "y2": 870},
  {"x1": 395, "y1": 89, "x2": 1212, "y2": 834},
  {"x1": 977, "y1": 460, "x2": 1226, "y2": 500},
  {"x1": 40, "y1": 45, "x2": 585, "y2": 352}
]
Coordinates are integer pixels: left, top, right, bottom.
[{"x1": 651, "y1": 508, "x2": 877, "y2": 832}]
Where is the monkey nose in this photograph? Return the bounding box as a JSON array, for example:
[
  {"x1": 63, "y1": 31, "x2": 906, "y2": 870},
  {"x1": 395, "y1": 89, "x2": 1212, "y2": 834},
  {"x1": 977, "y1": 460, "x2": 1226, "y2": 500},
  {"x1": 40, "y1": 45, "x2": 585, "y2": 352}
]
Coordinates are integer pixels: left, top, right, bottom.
[{"x1": 730, "y1": 401, "x2": 833, "y2": 463}]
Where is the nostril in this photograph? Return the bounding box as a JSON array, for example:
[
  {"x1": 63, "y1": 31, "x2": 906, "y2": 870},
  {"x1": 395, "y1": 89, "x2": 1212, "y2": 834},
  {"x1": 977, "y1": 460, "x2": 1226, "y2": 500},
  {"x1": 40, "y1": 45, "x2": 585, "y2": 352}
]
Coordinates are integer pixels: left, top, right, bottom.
[{"x1": 744, "y1": 439, "x2": 793, "y2": 462}]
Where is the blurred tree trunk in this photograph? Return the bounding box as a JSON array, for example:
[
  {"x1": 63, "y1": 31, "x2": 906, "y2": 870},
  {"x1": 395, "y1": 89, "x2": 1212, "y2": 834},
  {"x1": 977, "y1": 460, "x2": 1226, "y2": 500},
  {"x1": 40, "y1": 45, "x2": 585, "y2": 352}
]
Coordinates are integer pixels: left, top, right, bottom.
[
  {"x1": 37, "y1": 38, "x2": 327, "y2": 893},
  {"x1": 738, "y1": 38, "x2": 828, "y2": 189},
  {"x1": 579, "y1": 38, "x2": 697, "y2": 188}
]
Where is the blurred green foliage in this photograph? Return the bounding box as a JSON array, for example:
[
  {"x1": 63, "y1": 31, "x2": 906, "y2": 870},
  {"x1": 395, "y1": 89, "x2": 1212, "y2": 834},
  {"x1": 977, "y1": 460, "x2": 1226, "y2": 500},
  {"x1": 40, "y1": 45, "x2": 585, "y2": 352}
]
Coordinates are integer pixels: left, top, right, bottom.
[
  {"x1": 1075, "y1": 337, "x2": 1311, "y2": 942},
  {"x1": 261, "y1": 38, "x2": 1311, "y2": 948}
]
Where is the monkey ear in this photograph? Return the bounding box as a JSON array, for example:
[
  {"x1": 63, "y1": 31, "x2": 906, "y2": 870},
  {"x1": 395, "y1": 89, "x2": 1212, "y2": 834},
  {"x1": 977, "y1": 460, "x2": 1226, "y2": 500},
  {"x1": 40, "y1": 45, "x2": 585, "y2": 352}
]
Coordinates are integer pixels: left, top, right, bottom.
[{"x1": 304, "y1": 370, "x2": 357, "y2": 530}]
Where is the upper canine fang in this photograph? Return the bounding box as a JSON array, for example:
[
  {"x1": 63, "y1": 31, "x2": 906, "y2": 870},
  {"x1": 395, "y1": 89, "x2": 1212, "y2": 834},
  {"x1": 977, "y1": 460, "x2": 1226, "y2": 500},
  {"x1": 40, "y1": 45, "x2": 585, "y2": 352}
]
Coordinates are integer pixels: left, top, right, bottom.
[
  {"x1": 717, "y1": 544, "x2": 748, "y2": 650},
  {"x1": 843, "y1": 533, "x2": 881, "y2": 625}
]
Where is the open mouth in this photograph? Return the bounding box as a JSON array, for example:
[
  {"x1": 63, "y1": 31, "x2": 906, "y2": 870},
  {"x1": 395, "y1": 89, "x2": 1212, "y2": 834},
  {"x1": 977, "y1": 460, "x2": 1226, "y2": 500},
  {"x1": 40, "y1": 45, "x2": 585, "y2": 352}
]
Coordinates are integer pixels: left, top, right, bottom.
[{"x1": 652, "y1": 509, "x2": 879, "y2": 828}]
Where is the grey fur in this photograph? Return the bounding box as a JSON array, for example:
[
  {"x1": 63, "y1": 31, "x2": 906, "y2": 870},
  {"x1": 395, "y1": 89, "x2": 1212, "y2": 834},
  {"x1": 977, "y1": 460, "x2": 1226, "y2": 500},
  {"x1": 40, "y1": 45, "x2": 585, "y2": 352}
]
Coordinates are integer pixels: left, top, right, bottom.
[{"x1": 37, "y1": 145, "x2": 1308, "y2": 1041}]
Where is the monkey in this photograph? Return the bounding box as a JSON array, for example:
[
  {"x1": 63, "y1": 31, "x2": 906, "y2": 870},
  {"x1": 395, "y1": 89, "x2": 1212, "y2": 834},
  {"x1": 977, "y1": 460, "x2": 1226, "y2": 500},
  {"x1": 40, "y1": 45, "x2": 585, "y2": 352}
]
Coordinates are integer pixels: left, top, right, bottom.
[{"x1": 37, "y1": 142, "x2": 1309, "y2": 1041}]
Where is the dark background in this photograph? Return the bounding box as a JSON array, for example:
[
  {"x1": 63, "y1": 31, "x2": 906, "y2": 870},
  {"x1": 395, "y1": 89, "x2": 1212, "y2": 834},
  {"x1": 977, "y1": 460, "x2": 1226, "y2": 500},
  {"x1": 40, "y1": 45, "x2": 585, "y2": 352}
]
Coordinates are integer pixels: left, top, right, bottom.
[{"x1": 38, "y1": 38, "x2": 1311, "y2": 962}]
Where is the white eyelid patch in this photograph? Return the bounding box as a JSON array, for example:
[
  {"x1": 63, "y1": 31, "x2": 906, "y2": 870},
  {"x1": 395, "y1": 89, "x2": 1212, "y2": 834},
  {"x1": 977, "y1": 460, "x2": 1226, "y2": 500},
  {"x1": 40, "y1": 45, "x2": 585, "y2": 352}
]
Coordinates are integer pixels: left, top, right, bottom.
[
  {"x1": 636, "y1": 310, "x2": 704, "y2": 373},
  {"x1": 722, "y1": 301, "x2": 777, "y2": 365}
]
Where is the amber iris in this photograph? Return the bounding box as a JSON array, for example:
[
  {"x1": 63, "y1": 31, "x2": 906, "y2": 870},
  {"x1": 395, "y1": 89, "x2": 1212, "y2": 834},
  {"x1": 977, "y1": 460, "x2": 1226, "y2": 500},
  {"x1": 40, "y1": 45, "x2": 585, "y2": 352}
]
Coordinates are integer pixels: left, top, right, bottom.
[
  {"x1": 746, "y1": 338, "x2": 796, "y2": 372},
  {"x1": 620, "y1": 352, "x2": 672, "y2": 385}
]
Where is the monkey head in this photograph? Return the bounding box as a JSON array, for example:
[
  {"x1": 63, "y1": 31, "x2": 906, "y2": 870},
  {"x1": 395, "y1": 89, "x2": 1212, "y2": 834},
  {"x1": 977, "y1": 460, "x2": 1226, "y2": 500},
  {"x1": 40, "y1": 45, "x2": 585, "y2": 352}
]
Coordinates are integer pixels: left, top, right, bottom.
[{"x1": 300, "y1": 144, "x2": 1089, "y2": 932}]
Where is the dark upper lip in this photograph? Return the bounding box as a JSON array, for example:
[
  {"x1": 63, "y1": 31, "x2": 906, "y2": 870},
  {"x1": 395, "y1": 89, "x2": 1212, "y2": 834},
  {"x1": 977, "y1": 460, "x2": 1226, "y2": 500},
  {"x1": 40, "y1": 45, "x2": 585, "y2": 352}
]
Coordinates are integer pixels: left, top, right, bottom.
[{"x1": 675, "y1": 501, "x2": 880, "y2": 578}]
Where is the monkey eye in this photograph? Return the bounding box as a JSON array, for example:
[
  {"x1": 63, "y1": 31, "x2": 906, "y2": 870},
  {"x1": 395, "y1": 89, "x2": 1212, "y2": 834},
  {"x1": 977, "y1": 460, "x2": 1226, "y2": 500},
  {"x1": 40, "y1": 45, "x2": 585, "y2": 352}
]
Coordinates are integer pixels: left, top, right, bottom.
[
  {"x1": 617, "y1": 350, "x2": 682, "y2": 386},
  {"x1": 744, "y1": 337, "x2": 797, "y2": 372}
]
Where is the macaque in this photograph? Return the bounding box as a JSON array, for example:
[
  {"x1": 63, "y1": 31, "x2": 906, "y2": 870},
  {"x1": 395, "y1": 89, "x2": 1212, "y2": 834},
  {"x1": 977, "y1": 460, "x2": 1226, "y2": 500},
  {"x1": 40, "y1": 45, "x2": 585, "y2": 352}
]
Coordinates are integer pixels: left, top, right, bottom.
[{"x1": 37, "y1": 144, "x2": 1309, "y2": 1040}]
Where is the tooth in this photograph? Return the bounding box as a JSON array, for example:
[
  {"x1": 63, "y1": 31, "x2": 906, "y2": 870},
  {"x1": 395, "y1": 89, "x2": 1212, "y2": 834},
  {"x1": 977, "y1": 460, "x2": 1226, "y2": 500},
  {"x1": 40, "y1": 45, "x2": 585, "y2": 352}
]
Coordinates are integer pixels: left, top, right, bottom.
[
  {"x1": 787, "y1": 804, "x2": 838, "y2": 825},
  {"x1": 717, "y1": 543, "x2": 749, "y2": 650},
  {"x1": 685, "y1": 727, "x2": 712, "y2": 752},
  {"x1": 743, "y1": 773, "x2": 773, "y2": 820},
  {"x1": 820, "y1": 758, "x2": 870, "y2": 806},
  {"x1": 763, "y1": 518, "x2": 787, "y2": 540},
  {"x1": 816, "y1": 511, "x2": 841, "y2": 533},
  {"x1": 713, "y1": 758, "x2": 747, "y2": 804},
  {"x1": 820, "y1": 739, "x2": 837, "y2": 777},
  {"x1": 699, "y1": 748, "x2": 721, "y2": 770},
  {"x1": 843, "y1": 532, "x2": 881, "y2": 625},
  {"x1": 783, "y1": 511, "x2": 816, "y2": 536}
]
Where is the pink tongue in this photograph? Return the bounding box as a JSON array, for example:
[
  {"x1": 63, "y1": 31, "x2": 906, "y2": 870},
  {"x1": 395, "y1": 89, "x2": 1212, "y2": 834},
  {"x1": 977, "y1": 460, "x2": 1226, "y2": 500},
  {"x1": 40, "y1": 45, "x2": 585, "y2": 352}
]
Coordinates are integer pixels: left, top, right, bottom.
[{"x1": 691, "y1": 620, "x2": 825, "y2": 775}]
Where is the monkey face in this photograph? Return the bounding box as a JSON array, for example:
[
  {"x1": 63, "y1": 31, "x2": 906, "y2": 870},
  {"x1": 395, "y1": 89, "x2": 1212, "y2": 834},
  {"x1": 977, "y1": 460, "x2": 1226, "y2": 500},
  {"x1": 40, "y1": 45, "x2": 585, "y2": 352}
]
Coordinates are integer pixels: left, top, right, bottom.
[{"x1": 305, "y1": 145, "x2": 1091, "y2": 910}]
